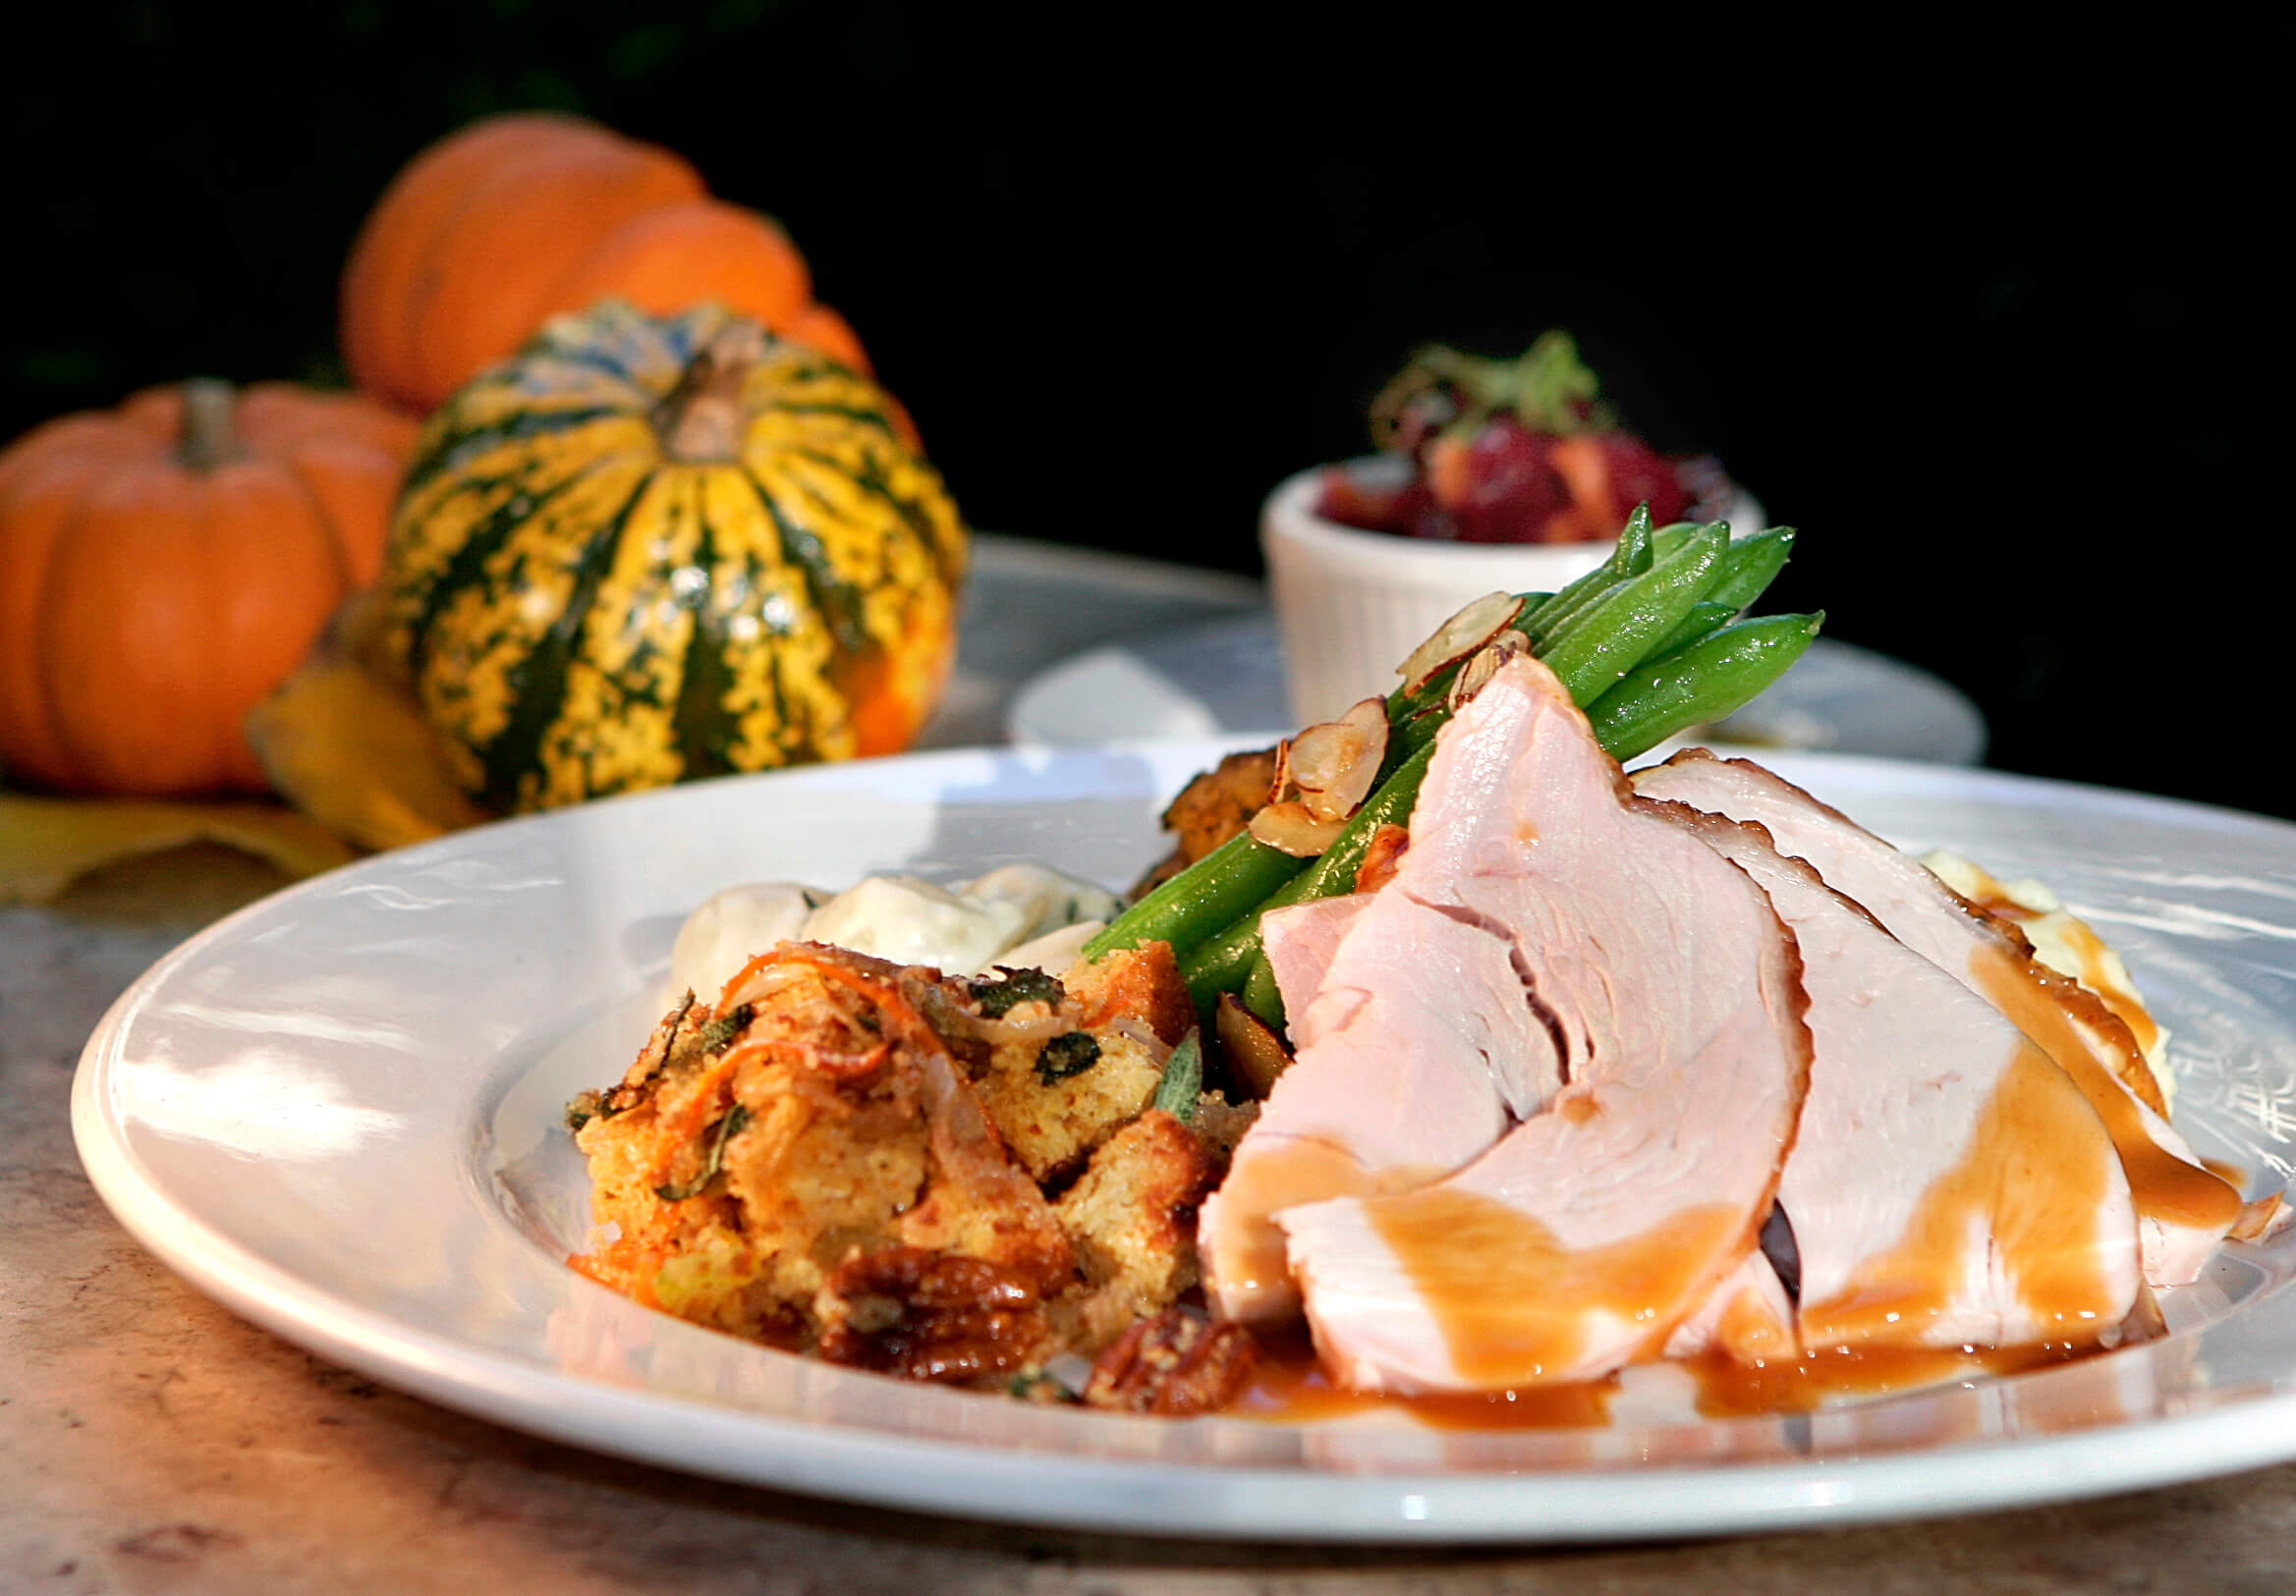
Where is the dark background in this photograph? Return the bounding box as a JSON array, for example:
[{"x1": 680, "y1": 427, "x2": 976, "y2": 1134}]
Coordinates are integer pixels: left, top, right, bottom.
[{"x1": 12, "y1": 5, "x2": 2290, "y2": 816}]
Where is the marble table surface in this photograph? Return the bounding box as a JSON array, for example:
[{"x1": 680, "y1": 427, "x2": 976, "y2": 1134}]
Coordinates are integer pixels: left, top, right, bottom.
[{"x1": 9, "y1": 539, "x2": 2296, "y2": 1593}]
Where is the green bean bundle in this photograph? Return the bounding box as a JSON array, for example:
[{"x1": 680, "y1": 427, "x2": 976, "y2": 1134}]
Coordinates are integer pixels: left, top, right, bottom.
[{"x1": 1084, "y1": 508, "x2": 1819, "y2": 1017}]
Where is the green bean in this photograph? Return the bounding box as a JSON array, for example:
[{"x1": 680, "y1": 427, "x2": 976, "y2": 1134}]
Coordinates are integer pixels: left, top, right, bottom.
[
  {"x1": 1646, "y1": 599, "x2": 1736, "y2": 662},
  {"x1": 1150, "y1": 1028, "x2": 1203, "y2": 1122},
  {"x1": 1083, "y1": 830, "x2": 1306, "y2": 962},
  {"x1": 1182, "y1": 924, "x2": 1260, "y2": 1014},
  {"x1": 1536, "y1": 523, "x2": 1728, "y2": 706},
  {"x1": 1583, "y1": 612, "x2": 1823, "y2": 761},
  {"x1": 1242, "y1": 951, "x2": 1286, "y2": 1030},
  {"x1": 1613, "y1": 502, "x2": 1655, "y2": 576},
  {"x1": 1390, "y1": 699, "x2": 1451, "y2": 761},
  {"x1": 1525, "y1": 570, "x2": 1628, "y2": 652},
  {"x1": 1649, "y1": 520, "x2": 1708, "y2": 561},
  {"x1": 1521, "y1": 505, "x2": 1652, "y2": 640},
  {"x1": 1522, "y1": 570, "x2": 1612, "y2": 643},
  {"x1": 1702, "y1": 525, "x2": 1797, "y2": 614},
  {"x1": 1104, "y1": 512, "x2": 1805, "y2": 1000}
]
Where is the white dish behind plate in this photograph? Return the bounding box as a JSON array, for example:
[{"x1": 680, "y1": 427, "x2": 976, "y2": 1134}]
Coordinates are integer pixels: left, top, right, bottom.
[
  {"x1": 71, "y1": 744, "x2": 2296, "y2": 1542},
  {"x1": 1261, "y1": 462, "x2": 1766, "y2": 724}
]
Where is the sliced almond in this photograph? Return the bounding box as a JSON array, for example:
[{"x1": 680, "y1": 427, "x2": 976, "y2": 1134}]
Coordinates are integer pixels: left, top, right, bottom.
[
  {"x1": 1248, "y1": 800, "x2": 1348, "y2": 857},
  {"x1": 1447, "y1": 629, "x2": 1532, "y2": 713},
  {"x1": 1265, "y1": 737, "x2": 1296, "y2": 807},
  {"x1": 1288, "y1": 697, "x2": 1388, "y2": 822},
  {"x1": 1216, "y1": 993, "x2": 1294, "y2": 1100},
  {"x1": 1396, "y1": 591, "x2": 1524, "y2": 696}
]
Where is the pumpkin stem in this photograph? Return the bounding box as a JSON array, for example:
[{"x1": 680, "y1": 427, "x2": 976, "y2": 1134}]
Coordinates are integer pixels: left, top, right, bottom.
[
  {"x1": 177, "y1": 378, "x2": 243, "y2": 471},
  {"x1": 657, "y1": 321, "x2": 770, "y2": 463}
]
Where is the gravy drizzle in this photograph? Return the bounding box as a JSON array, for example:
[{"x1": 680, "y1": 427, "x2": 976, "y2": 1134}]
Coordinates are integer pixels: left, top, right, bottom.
[
  {"x1": 1959, "y1": 879, "x2": 2164, "y2": 1063},
  {"x1": 1233, "y1": 1328, "x2": 2098, "y2": 1428},
  {"x1": 1798, "y1": 1045, "x2": 2128, "y2": 1347},
  {"x1": 1684, "y1": 1338, "x2": 2096, "y2": 1419},
  {"x1": 1211, "y1": 1140, "x2": 1445, "y2": 1306},
  {"x1": 1971, "y1": 948, "x2": 2242, "y2": 1232},
  {"x1": 1365, "y1": 1188, "x2": 1744, "y2": 1388}
]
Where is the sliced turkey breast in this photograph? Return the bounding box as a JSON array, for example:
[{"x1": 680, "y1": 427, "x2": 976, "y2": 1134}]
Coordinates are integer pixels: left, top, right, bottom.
[
  {"x1": 1632, "y1": 751, "x2": 2243, "y2": 1288},
  {"x1": 1258, "y1": 894, "x2": 1369, "y2": 1053},
  {"x1": 1196, "y1": 886, "x2": 1561, "y2": 1322},
  {"x1": 1665, "y1": 807, "x2": 2143, "y2": 1350},
  {"x1": 1267, "y1": 657, "x2": 1811, "y2": 1391},
  {"x1": 1663, "y1": 1248, "x2": 1800, "y2": 1364}
]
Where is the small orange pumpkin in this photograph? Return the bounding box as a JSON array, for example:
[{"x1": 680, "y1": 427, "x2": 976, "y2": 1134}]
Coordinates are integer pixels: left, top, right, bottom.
[
  {"x1": 780, "y1": 301, "x2": 873, "y2": 377},
  {"x1": 0, "y1": 380, "x2": 419, "y2": 797},
  {"x1": 342, "y1": 112, "x2": 850, "y2": 413}
]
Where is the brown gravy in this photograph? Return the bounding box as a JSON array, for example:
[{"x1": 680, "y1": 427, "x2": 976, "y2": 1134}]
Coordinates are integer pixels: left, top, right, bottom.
[
  {"x1": 1683, "y1": 1338, "x2": 2095, "y2": 1418},
  {"x1": 1230, "y1": 1050, "x2": 2151, "y2": 1428},
  {"x1": 1232, "y1": 1327, "x2": 1615, "y2": 1429},
  {"x1": 1963, "y1": 884, "x2": 2164, "y2": 1062},
  {"x1": 1365, "y1": 1188, "x2": 1742, "y2": 1387},
  {"x1": 1798, "y1": 1045, "x2": 2126, "y2": 1347},
  {"x1": 1971, "y1": 948, "x2": 2242, "y2": 1232},
  {"x1": 1207, "y1": 1140, "x2": 1445, "y2": 1308},
  {"x1": 2204, "y1": 1156, "x2": 2251, "y2": 1191},
  {"x1": 1230, "y1": 1326, "x2": 2098, "y2": 1428}
]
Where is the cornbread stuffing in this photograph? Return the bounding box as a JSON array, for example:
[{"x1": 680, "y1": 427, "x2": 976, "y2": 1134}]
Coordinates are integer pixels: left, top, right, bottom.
[{"x1": 570, "y1": 939, "x2": 1259, "y2": 1409}]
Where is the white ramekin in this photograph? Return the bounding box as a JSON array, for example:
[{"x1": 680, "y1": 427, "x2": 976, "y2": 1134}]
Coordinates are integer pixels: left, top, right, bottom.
[{"x1": 1260, "y1": 460, "x2": 1763, "y2": 726}]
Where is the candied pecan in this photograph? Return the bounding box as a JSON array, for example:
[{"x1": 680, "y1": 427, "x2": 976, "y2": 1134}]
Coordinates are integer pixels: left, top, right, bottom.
[
  {"x1": 816, "y1": 1246, "x2": 1046, "y2": 1384},
  {"x1": 1082, "y1": 1310, "x2": 1260, "y2": 1415}
]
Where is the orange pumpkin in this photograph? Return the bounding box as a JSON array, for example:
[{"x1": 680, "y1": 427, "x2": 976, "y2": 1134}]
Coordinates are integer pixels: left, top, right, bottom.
[
  {"x1": 0, "y1": 380, "x2": 420, "y2": 797},
  {"x1": 781, "y1": 301, "x2": 873, "y2": 376},
  {"x1": 342, "y1": 112, "x2": 838, "y2": 413}
]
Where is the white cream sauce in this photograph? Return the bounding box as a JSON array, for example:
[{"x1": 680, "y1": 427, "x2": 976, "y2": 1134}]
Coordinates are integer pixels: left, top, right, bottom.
[{"x1": 667, "y1": 863, "x2": 1121, "y2": 1004}]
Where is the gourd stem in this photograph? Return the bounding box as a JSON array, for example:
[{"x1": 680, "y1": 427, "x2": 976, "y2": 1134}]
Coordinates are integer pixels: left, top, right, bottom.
[
  {"x1": 657, "y1": 321, "x2": 768, "y2": 462},
  {"x1": 178, "y1": 378, "x2": 241, "y2": 471}
]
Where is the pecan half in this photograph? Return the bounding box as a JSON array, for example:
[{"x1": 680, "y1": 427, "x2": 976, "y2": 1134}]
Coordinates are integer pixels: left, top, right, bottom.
[
  {"x1": 816, "y1": 1247, "x2": 1046, "y2": 1384},
  {"x1": 1082, "y1": 1310, "x2": 1260, "y2": 1415}
]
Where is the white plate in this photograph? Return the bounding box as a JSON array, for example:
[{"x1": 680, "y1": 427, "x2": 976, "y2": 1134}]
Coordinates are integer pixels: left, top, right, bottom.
[
  {"x1": 71, "y1": 743, "x2": 2296, "y2": 1543},
  {"x1": 1007, "y1": 615, "x2": 1988, "y2": 766}
]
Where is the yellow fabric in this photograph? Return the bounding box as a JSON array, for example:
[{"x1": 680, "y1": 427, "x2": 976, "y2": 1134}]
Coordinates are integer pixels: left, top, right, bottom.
[{"x1": 0, "y1": 792, "x2": 357, "y2": 905}]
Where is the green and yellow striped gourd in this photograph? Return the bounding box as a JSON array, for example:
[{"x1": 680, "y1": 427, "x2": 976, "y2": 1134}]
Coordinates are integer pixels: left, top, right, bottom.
[{"x1": 380, "y1": 301, "x2": 966, "y2": 811}]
